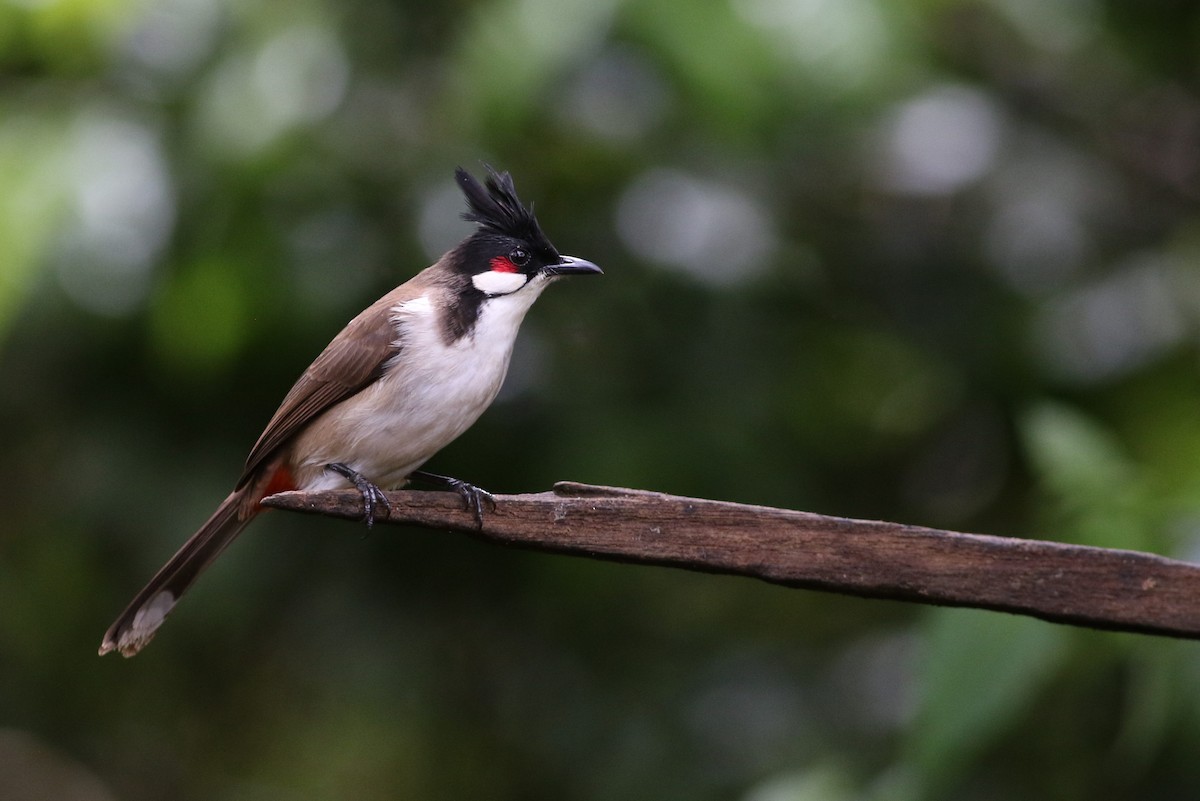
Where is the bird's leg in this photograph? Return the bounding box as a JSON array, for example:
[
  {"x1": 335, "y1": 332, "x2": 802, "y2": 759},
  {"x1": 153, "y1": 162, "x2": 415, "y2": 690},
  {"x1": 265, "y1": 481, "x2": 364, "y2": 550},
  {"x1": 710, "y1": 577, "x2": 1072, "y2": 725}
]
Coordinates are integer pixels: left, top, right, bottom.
[
  {"x1": 325, "y1": 463, "x2": 391, "y2": 529},
  {"x1": 409, "y1": 470, "x2": 494, "y2": 529}
]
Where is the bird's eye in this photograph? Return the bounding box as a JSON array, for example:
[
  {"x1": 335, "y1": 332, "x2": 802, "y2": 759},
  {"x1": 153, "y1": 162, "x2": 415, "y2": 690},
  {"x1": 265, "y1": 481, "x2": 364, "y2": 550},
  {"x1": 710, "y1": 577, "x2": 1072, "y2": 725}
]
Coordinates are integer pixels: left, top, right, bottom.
[{"x1": 510, "y1": 247, "x2": 530, "y2": 267}]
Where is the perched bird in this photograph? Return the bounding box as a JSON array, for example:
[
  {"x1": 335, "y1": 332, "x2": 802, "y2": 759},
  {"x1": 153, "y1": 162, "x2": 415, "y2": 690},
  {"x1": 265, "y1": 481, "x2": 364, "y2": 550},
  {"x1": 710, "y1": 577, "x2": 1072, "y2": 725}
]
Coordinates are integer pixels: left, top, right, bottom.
[{"x1": 100, "y1": 167, "x2": 602, "y2": 657}]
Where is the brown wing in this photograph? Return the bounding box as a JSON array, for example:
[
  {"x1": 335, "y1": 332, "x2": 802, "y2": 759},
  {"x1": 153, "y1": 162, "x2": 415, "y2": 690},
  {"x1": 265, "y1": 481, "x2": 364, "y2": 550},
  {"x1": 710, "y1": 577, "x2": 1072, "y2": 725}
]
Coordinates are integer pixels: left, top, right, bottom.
[{"x1": 236, "y1": 292, "x2": 404, "y2": 488}]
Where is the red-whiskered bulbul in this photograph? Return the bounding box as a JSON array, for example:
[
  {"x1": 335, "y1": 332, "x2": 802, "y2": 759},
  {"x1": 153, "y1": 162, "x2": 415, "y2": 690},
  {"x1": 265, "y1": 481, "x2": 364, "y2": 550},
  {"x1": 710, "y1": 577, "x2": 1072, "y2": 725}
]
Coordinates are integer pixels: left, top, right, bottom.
[{"x1": 99, "y1": 167, "x2": 601, "y2": 657}]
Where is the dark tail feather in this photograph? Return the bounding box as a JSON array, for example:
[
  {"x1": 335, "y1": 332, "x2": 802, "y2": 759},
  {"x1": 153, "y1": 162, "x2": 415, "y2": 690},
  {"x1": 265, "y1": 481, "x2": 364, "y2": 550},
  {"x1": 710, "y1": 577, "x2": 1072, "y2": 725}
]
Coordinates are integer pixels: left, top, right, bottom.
[{"x1": 99, "y1": 489, "x2": 255, "y2": 657}]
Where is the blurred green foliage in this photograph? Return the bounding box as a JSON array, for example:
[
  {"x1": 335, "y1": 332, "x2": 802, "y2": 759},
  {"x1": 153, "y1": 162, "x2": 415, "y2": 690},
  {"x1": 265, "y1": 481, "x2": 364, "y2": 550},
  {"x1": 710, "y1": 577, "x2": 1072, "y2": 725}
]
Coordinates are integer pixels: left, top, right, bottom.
[{"x1": 2, "y1": 0, "x2": 1200, "y2": 799}]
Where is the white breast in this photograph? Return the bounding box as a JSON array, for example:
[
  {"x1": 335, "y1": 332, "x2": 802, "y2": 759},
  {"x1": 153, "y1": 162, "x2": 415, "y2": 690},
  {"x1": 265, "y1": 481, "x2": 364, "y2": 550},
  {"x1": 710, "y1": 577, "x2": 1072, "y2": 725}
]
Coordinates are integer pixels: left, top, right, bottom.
[{"x1": 290, "y1": 280, "x2": 550, "y2": 490}]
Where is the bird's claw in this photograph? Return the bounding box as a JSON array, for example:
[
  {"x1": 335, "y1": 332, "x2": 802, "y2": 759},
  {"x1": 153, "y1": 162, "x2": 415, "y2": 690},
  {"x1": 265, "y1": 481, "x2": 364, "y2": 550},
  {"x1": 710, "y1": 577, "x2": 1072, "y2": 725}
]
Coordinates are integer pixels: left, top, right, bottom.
[
  {"x1": 359, "y1": 483, "x2": 392, "y2": 530},
  {"x1": 410, "y1": 470, "x2": 494, "y2": 529},
  {"x1": 326, "y1": 463, "x2": 391, "y2": 529},
  {"x1": 446, "y1": 478, "x2": 495, "y2": 529}
]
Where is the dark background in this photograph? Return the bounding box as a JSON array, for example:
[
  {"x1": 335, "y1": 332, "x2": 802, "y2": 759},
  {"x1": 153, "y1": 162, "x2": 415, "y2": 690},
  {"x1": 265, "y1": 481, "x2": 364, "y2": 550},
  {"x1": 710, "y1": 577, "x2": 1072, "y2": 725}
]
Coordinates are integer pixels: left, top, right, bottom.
[{"x1": 3, "y1": 0, "x2": 1200, "y2": 799}]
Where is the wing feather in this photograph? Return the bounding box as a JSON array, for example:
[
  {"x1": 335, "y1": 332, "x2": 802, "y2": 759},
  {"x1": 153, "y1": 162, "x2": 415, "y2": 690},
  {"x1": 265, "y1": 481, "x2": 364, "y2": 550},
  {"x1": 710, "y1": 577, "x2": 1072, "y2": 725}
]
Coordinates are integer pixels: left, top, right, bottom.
[{"x1": 237, "y1": 293, "x2": 404, "y2": 488}]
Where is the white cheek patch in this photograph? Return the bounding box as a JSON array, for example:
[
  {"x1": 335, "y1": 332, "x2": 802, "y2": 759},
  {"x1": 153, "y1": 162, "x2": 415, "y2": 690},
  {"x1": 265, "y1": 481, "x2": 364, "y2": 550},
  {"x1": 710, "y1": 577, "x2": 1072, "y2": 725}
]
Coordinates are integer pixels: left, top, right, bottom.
[{"x1": 472, "y1": 270, "x2": 528, "y2": 296}]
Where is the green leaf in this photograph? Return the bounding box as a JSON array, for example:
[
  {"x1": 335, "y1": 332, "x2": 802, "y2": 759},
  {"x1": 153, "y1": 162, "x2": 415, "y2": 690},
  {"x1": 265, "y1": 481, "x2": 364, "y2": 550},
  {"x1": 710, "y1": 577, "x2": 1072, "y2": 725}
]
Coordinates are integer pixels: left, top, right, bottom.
[
  {"x1": 149, "y1": 256, "x2": 251, "y2": 376},
  {"x1": 0, "y1": 112, "x2": 71, "y2": 341},
  {"x1": 1020, "y1": 402, "x2": 1154, "y2": 551},
  {"x1": 906, "y1": 609, "x2": 1067, "y2": 791},
  {"x1": 744, "y1": 763, "x2": 858, "y2": 801},
  {"x1": 450, "y1": 0, "x2": 622, "y2": 135}
]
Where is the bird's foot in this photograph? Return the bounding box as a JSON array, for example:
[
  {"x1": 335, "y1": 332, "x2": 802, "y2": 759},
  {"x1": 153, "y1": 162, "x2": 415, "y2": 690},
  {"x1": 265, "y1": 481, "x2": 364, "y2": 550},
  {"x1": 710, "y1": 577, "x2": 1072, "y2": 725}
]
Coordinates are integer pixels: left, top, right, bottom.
[
  {"x1": 326, "y1": 463, "x2": 391, "y2": 529},
  {"x1": 410, "y1": 470, "x2": 494, "y2": 529}
]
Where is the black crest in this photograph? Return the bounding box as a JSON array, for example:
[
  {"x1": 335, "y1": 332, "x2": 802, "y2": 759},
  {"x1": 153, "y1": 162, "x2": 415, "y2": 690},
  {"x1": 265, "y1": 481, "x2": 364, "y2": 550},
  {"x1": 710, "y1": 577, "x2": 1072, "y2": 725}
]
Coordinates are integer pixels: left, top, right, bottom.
[{"x1": 455, "y1": 166, "x2": 556, "y2": 255}]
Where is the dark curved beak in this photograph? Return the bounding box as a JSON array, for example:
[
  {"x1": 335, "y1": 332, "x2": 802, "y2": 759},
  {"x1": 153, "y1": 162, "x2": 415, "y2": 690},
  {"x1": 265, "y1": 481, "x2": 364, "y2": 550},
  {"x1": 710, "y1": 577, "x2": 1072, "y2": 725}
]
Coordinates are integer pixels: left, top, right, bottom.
[{"x1": 545, "y1": 255, "x2": 603, "y2": 277}]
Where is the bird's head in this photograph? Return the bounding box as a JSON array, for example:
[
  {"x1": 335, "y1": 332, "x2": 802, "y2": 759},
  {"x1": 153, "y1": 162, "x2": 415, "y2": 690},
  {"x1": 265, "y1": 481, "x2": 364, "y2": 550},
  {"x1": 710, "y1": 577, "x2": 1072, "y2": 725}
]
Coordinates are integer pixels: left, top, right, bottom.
[{"x1": 451, "y1": 166, "x2": 602, "y2": 297}]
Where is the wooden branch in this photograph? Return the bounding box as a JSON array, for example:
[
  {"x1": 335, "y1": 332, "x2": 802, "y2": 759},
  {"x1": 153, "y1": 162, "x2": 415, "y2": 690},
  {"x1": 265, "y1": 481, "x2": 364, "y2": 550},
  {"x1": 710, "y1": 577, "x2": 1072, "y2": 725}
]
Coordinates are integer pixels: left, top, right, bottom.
[{"x1": 261, "y1": 482, "x2": 1200, "y2": 640}]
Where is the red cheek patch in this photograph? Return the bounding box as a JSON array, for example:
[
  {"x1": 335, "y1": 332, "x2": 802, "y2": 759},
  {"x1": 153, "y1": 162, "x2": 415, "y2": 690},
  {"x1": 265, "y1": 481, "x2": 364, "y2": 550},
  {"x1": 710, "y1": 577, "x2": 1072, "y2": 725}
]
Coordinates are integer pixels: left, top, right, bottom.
[{"x1": 490, "y1": 256, "x2": 519, "y2": 273}]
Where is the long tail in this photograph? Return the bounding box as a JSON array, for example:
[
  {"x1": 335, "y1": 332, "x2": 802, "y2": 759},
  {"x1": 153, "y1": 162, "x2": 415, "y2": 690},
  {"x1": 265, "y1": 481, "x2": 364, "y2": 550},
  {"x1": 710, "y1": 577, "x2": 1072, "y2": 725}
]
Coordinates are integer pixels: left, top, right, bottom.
[{"x1": 99, "y1": 488, "x2": 257, "y2": 657}]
